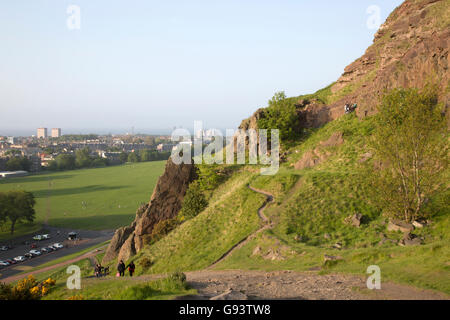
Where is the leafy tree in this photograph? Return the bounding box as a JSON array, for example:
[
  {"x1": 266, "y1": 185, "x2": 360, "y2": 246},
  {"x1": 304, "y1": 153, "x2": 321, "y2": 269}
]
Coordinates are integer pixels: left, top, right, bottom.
[
  {"x1": 55, "y1": 154, "x2": 76, "y2": 170},
  {"x1": 0, "y1": 191, "x2": 36, "y2": 234},
  {"x1": 257, "y1": 91, "x2": 301, "y2": 141},
  {"x1": 180, "y1": 181, "x2": 208, "y2": 220},
  {"x1": 5, "y1": 157, "x2": 30, "y2": 171},
  {"x1": 127, "y1": 152, "x2": 139, "y2": 163},
  {"x1": 75, "y1": 147, "x2": 92, "y2": 168},
  {"x1": 119, "y1": 152, "x2": 128, "y2": 163},
  {"x1": 369, "y1": 86, "x2": 447, "y2": 222}
]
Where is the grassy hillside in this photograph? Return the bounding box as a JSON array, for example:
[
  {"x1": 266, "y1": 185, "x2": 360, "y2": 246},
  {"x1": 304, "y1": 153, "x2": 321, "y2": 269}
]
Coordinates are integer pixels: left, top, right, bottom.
[
  {"x1": 0, "y1": 161, "x2": 166, "y2": 237},
  {"x1": 125, "y1": 113, "x2": 449, "y2": 294}
]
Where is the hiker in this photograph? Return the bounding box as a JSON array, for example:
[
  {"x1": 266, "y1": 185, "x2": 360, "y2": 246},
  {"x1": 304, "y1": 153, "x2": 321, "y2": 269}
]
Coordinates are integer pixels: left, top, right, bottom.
[
  {"x1": 94, "y1": 264, "x2": 101, "y2": 277},
  {"x1": 117, "y1": 260, "x2": 125, "y2": 277},
  {"x1": 344, "y1": 103, "x2": 350, "y2": 114},
  {"x1": 126, "y1": 261, "x2": 136, "y2": 277},
  {"x1": 103, "y1": 266, "x2": 109, "y2": 276}
]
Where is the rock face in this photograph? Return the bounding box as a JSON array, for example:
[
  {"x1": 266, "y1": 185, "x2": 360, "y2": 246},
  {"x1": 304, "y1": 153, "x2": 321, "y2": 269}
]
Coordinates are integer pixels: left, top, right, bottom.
[
  {"x1": 102, "y1": 158, "x2": 198, "y2": 264},
  {"x1": 238, "y1": 0, "x2": 450, "y2": 131}
]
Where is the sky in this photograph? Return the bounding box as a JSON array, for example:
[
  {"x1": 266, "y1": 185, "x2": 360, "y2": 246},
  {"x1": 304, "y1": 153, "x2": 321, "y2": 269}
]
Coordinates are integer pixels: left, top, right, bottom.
[{"x1": 0, "y1": 0, "x2": 404, "y2": 136}]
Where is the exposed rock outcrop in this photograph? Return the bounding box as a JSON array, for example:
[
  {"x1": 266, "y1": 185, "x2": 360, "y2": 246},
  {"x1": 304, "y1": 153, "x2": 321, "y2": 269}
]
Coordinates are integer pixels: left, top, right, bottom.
[
  {"x1": 294, "y1": 132, "x2": 344, "y2": 169},
  {"x1": 102, "y1": 158, "x2": 198, "y2": 264},
  {"x1": 239, "y1": 0, "x2": 450, "y2": 131}
]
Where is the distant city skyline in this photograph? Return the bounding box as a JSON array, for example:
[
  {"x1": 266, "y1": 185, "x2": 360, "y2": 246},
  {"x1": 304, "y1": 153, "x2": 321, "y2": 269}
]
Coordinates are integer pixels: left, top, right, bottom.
[{"x1": 1, "y1": 0, "x2": 403, "y2": 134}]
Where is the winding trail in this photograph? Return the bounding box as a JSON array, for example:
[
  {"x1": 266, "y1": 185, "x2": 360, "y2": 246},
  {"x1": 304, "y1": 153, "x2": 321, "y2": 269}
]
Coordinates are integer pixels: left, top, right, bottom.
[{"x1": 207, "y1": 185, "x2": 274, "y2": 269}]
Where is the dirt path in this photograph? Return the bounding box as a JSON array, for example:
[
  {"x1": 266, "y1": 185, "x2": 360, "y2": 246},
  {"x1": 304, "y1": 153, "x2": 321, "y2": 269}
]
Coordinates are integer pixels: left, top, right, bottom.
[
  {"x1": 180, "y1": 270, "x2": 449, "y2": 300},
  {"x1": 207, "y1": 185, "x2": 274, "y2": 269}
]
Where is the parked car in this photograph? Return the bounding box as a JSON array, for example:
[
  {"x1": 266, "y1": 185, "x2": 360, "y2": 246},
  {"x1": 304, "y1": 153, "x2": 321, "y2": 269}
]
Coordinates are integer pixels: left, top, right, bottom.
[
  {"x1": 6, "y1": 259, "x2": 16, "y2": 265},
  {"x1": 33, "y1": 235, "x2": 43, "y2": 241},
  {"x1": 68, "y1": 232, "x2": 77, "y2": 240},
  {"x1": 40, "y1": 247, "x2": 49, "y2": 253},
  {"x1": 42, "y1": 234, "x2": 51, "y2": 239},
  {"x1": 14, "y1": 256, "x2": 26, "y2": 262},
  {"x1": 52, "y1": 243, "x2": 64, "y2": 249},
  {"x1": 0, "y1": 246, "x2": 9, "y2": 251},
  {"x1": 0, "y1": 260, "x2": 10, "y2": 266},
  {"x1": 24, "y1": 253, "x2": 33, "y2": 259},
  {"x1": 30, "y1": 243, "x2": 37, "y2": 249},
  {"x1": 46, "y1": 246, "x2": 55, "y2": 252},
  {"x1": 29, "y1": 250, "x2": 41, "y2": 256}
]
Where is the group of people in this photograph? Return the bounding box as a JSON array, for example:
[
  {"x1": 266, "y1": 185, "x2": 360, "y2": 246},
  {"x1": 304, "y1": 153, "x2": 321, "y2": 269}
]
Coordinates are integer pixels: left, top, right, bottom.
[
  {"x1": 344, "y1": 102, "x2": 358, "y2": 114},
  {"x1": 117, "y1": 260, "x2": 136, "y2": 277},
  {"x1": 94, "y1": 263, "x2": 109, "y2": 277}
]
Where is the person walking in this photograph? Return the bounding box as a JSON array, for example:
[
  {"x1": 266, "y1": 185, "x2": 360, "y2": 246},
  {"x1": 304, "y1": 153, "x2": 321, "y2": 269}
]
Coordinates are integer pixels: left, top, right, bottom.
[
  {"x1": 117, "y1": 260, "x2": 125, "y2": 277},
  {"x1": 126, "y1": 261, "x2": 136, "y2": 277}
]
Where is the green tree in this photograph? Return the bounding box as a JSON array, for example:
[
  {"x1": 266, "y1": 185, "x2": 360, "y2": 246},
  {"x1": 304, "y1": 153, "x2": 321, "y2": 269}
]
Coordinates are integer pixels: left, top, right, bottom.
[
  {"x1": 55, "y1": 154, "x2": 76, "y2": 170},
  {"x1": 369, "y1": 86, "x2": 447, "y2": 222},
  {"x1": 119, "y1": 152, "x2": 128, "y2": 163},
  {"x1": 257, "y1": 91, "x2": 301, "y2": 141},
  {"x1": 75, "y1": 147, "x2": 92, "y2": 168},
  {"x1": 0, "y1": 191, "x2": 36, "y2": 234},
  {"x1": 128, "y1": 152, "x2": 139, "y2": 163}
]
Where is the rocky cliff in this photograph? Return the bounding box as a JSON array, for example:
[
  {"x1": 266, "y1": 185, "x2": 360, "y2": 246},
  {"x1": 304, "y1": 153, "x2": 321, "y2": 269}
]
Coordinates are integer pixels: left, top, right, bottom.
[
  {"x1": 103, "y1": 158, "x2": 197, "y2": 263},
  {"x1": 239, "y1": 0, "x2": 449, "y2": 131}
]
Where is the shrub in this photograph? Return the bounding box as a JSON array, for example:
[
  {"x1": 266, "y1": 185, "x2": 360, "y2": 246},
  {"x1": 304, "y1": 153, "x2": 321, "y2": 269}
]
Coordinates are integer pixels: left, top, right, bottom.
[
  {"x1": 151, "y1": 218, "x2": 180, "y2": 241},
  {"x1": 180, "y1": 181, "x2": 208, "y2": 220},
  {"x1": 140, "y1": 256, "x2": 154, "y2": 269}
]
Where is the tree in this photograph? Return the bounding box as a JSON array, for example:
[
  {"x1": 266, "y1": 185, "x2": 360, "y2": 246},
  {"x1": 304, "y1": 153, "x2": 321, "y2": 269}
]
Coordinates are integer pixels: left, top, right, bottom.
[
  {"x1": 257, "y1": 91, "x2": 301, "y2": 141},
  {"x1": 0, "y1": 191, "x2": 36, "y2": 234},
  {"x1": 369, "y1": 86, "x2": 447, "y2": 222},
  {"x1": 55, "y1": 154, "x2": 76, "y2": 170},
  {"x1": 119, "y1": 152, "x2": 128, "y2": 163},
  {"x1": 127, "y1": 152, "x2": 139, "y2": 163},
  {"x1": 5, "y1": 157, "x2": 31, "y2": 171},
  {"x1": 75, "y1": 147, "x2": 92, "y2": 168}
]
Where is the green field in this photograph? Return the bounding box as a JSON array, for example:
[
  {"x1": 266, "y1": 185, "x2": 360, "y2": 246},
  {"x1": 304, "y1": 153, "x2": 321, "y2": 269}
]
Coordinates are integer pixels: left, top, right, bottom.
[{"x1": 0, "y1": 161, "x2": 166, "y2": 237}]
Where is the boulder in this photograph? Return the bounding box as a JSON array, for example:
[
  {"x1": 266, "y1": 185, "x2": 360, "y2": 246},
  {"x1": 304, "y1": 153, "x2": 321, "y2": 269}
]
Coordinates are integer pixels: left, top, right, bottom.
[
  {"x1": 387, "y1": 220, "x2": 414, "y2": 233},
  {"x1": 412, "y1": 220, "x2": 426, "y2": 228},
  {"x1": 344, "y1": 213, "x2": 363, "y2": 227}
]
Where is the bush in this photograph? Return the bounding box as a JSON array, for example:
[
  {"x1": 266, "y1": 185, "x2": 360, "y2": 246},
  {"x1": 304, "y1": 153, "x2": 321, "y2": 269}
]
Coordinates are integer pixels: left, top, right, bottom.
[
  {"x1": 180, "y1": 181, "x2": 208, "y2": 220},
  {"x1": 169, "y1": 271, "x2": 186, "y2": 284},
  {"x1": 151, "y1": 218, "x2": 180, "y2": 241},
  {"x1": 140, "y1": 257, "x2": 154, "y2": 269},
  {"x1": 0, "y1": 275, "x2": 55, "y2": 300}
]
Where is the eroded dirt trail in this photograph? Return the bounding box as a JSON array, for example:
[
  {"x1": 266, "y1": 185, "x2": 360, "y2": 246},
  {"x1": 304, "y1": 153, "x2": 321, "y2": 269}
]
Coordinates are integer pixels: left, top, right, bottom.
[
  {"x1": 207, "y1": 185, "x2": 274, "y2": 269},
  {"x1": 182, "y1": 270, "x2": 449, "y2": 300}
]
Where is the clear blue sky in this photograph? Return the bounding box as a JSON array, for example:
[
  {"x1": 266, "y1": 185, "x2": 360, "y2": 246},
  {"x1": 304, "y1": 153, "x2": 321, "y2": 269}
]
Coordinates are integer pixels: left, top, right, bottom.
[{"x1": 0, "y1": 0, "x2": 403, "y2": 135}]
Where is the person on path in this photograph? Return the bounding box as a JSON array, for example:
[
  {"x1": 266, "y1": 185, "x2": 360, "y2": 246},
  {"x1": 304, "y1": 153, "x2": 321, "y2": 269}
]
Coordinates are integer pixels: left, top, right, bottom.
[
  {"x1": 117, "y1": 260, "x2": 125, "y2": 277},
  {"x1": 126, "y1": 261, "x2": 136, "y2": 277}
]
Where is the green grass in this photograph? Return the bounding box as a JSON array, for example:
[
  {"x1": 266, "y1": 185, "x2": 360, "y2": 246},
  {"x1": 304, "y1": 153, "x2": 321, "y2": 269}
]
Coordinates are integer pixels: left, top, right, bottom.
[
  {"x1": 0, "y1": 161, "x2": 166, "y2": 235},
  {"x1": 133, "y1": 167, "x2": 265, "y2": 274}
]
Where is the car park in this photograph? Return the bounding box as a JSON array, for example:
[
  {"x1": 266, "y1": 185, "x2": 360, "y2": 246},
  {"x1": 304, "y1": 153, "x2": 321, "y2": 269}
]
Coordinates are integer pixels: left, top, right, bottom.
[
  {"x1": 14, "y1": 256, "x2": 26, "y2": 262},
  {"x1": 29, "y1": 249, "x2": 41, "y2": 256}
]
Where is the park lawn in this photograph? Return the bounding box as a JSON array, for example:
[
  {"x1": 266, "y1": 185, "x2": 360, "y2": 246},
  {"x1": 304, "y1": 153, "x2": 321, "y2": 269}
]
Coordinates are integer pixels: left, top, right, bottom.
[{"x1": 0, "y1": 161, "x2": 166, "y2": 235}]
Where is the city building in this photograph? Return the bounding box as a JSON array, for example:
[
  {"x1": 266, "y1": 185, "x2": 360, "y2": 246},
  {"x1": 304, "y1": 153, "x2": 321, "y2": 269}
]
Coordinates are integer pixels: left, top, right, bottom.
[
  {"x1": 51, "y1": 128, "x2": 61, "y2": 138},
  {"x1": 37, "y1": 128, "x2": 47, "y2": 139},
  {"x1": 7, "y1": 136, "x2": 17, "y2": 144}
]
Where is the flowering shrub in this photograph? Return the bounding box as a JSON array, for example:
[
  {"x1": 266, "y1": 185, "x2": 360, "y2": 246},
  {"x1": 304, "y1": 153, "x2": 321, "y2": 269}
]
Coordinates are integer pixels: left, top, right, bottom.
[
  {"x1": 0, "y1": 275, "x2": 56, "y2": 300},
  {"x1": 67, "y1": 294, "x2": 84, "y2": 300}
]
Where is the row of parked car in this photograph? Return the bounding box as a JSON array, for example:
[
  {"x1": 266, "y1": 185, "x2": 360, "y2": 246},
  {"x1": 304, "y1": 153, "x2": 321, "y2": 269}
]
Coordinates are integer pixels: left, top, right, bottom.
[{"x1": 0, "y1": 243, "x2": 64, "y2": 268}]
